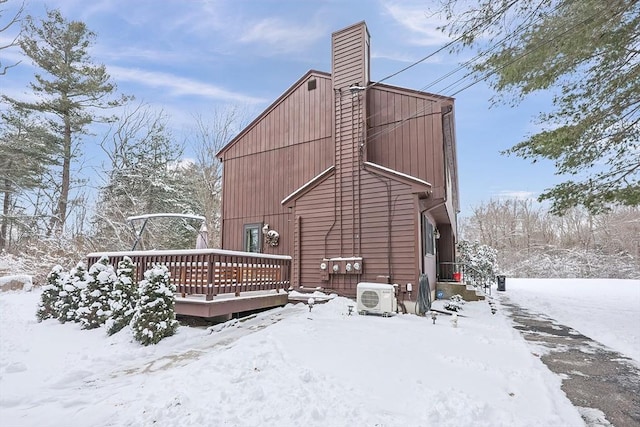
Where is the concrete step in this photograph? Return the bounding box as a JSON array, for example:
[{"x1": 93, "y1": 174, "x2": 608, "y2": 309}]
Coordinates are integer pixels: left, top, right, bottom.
[{"x1": 436, "y1": 281, "x2": 485, "y2": 301}]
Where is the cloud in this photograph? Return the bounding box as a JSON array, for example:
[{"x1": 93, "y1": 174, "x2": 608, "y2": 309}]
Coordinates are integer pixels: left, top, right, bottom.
[
  {"x1": 381, "y1": 1, "x2": 451, "y2": 46},
  {"x1": 237, "y1": 18, "x2": 326, "y2": 54},
  {"x1": 108, "y1": 66, "x2": 266, "y2": 104}
]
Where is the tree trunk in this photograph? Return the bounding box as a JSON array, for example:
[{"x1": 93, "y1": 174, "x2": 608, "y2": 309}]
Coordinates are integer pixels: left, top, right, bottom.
[
  {"x1": 51, "y1": 112, "x2": 72, "y2": 236},
  {"x1": 1, "y1": 176, "x2": 11, "y2": 251}
]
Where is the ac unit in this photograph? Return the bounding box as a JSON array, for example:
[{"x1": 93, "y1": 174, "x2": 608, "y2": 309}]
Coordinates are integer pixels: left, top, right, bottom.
[{"x1": 356, "y1": 282, "x2": 397, "y2": 317}]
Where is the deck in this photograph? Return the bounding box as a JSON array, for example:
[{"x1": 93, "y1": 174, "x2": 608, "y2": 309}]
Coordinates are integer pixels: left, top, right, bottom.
[{"x1": 87, "y1": 249, "x2": 292, "y2": 318}]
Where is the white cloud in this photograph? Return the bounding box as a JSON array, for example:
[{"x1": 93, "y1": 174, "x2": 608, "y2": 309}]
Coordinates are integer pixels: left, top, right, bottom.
[
  {"x1": 381, "y1": 1, "x2": 451, "y2": 46},
  {"x1": 108, "y1": 66, "x2": 266, "y2": 104},
  {"x1": 238, "y1": 18, "x2": 326, "y2": 54}
]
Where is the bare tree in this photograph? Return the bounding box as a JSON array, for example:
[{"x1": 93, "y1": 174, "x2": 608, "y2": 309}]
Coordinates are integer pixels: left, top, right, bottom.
[
  {"x1": 461, "y1": 199, "x2": 640, "y2": 278},
  {"x1": 0, "y1": 0, "x2": 23, "y2": 76},
  {"x1": 188, "y1": 107, "x2": 246, "y2": 248}
]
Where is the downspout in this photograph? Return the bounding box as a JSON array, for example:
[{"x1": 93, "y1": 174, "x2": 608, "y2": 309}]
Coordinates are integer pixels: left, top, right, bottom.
[
  {"x1": 324, "y1": 89, "x2": 341, "y2": 258},
  {"x1": 368, "y1": 170, "x2": 393, "y2": 279}
]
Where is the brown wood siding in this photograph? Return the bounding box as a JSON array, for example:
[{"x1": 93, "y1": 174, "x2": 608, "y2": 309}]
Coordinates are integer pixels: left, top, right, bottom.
[
  {"x1": 367, "y1": 86, "x2": 446, "y2": 197},
  {"x1": 220, "y1": 75, "x2": 334, "y2": 252},
  {"x1": 222, "y1": 75, "x2": 333, "y2": 160},
  {"x1": 293, "y1": 170, "x2": 418, "y2": 297}
]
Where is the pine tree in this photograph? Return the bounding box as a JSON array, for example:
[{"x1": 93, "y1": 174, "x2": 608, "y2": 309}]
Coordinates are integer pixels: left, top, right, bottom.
[
  {"x1": 438, "y1": 0, "x2": 639, "y2": 213},
  {"x1": 36, "y1": 265, "x2": 67, "y2": 322},
  {"x1": 92, "y1": 105, "x2": 202, "y2": 251},
  {"x1": 77, "y1": 256, "x2": 114, "y2": 329},
  {"x1": 106, "y1": 256, "x2": 137, "y2": 336},
  {"x1": 457, "y1": 240, "x2": 498, "y2": 287},
  {"x1": 0, "y1": 106, "x2": 57, "y2": 250},
  {"x1": 3, "y1": 9, "x2": 129, "y2": 235},
  {"x1": 57, "y1": 262, "x2": 88, "y2": 323},
  {"x1": 130, "y1": 264, "x2": 178, "y2": 346}
]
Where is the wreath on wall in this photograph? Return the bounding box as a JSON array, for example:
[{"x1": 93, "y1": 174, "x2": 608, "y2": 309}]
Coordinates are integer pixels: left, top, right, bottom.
[{"x1": 266, "y1": 229, "x2": 279, "y2": 247}]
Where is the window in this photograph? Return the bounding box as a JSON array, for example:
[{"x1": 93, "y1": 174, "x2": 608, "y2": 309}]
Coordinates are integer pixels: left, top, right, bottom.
[
  {"x1": 422, "y1": 215, "x2": 435, "y2": 256},
  {"x1": 243, "y1": 223, "x2": 262, "y2": 253}
]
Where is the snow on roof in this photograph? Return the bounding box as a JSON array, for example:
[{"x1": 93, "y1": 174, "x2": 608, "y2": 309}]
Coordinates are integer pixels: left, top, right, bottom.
[
  {"x1": 126, "y1": 213, "x2": 206, "y2": 222},
  {"x1": 281, "y1": 166, "x2": 335, "y2": 205},
  {"x1": 363, "y1": 162, "x2": 431, "y2": 187}
]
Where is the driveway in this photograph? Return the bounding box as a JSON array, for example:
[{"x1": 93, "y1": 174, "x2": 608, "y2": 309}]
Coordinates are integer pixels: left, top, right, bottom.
[{"x1": 499, "y1": 297, "x2": 640, "y2": 427}]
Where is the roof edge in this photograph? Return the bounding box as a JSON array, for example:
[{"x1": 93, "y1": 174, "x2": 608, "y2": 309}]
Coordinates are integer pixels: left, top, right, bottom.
[
  {"x1": 216, "y1": 70, "x2": 332, "y2": 159},
  {"x1": 281, "y1": 166, "x2": 335, "y2": 207},
  {"x1": 364, "y1": 162, "x2": 432, "y2": 195}
]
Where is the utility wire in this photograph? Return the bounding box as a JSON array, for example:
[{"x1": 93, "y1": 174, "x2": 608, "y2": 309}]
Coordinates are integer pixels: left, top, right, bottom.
[
  {"x1": 363, "y1": 0, "x2": 569, "y2": 133},
  {"x1": 365, "y1": 2, "x2": 610, "y2": 143},
  {"x1": 369, "y1": 0, "x2": 520, "y2": 89}
]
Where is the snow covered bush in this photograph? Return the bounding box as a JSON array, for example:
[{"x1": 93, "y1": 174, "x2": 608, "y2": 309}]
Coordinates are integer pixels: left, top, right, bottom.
[
  {"x1": 106, "y1": 256, "x2": 137, "y2": 336},
  {"x1": 77, "y1": 256, "x2": 115, "y2": 330},
  {"x1": 36, "y1": 265, "x2": 67, "y2": 322},
  {"x1": 130, "y1": 264, "x2": 178, "y2": 346},
  {"x1": 457, "y1": 240, "x2": 498, "y2": 286},
  {"x1": 444, "y1": 295, "x2": 464, "y2": 312},
  {"x1": 57, "y1": 262, "x2": 89, "y2": 323}
]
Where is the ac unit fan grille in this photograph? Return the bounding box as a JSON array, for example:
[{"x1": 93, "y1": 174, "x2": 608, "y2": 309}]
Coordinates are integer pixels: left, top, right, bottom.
[{"x1": 360, "y1": 290, "x2": 380, "y2": 308}]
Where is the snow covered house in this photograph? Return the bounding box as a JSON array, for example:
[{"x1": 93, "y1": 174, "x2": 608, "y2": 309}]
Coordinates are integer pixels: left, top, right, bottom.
[{"x1": 217, "y1": 22, "x2": 459, "y2": 301}]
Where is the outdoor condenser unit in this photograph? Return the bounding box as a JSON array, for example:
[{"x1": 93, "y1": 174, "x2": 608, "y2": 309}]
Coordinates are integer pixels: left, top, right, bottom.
[{"x1": 356, "y1": 282, "x2": 397, "y2": 317}]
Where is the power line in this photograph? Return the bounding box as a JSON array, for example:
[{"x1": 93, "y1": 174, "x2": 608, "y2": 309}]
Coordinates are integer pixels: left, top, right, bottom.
[
  {"x1": 365, "y1": 2, "x2": 612, "y2": 144},
  {"x1": 369, "y1": 0, "x2": 520, "y2": 89}
]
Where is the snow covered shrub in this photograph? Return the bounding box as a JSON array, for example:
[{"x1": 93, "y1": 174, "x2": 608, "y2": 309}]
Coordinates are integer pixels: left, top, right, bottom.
[
  {"x1": 106, "y1": 256, "x2": 137, "y2": 336},
  {"x1": 444, "y1": 295, "x2": 464, "y2": 312},
  {"x1": 450, "y1": 294, "x2": 465, "y2": 304},
  {"x1": 36, "y1": 265, "x2": 67, "y2": 322},
  {"x1": 77, "y1": 256, "x2": 115, "y2": 330},
  {"x1": 130, "y1": 264, "x2": 178, "y2": 346},
  {"x1": 457, "y1": 240, "x2": 498, "y2": 286},
  {"x1": 57, "y1": 262, "x2": 89, "y2": 323}
]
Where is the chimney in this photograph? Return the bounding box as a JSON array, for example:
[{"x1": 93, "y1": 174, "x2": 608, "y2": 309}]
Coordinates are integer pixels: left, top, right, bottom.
[
  {"x1": 331, "y1": 22, "x2": 370, "y2": 257},
  {"x1": 332, "y1": 21, "x2": 370, "y2": 91},
  {"x1": 331, "y1": 21, "x2": 370, "y2": 177}
]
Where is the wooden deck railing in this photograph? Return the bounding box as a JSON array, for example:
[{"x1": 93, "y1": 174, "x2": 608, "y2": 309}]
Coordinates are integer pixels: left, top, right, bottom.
[{"x1": 87, "y1": 249, "x2": 291, "y2": 300}]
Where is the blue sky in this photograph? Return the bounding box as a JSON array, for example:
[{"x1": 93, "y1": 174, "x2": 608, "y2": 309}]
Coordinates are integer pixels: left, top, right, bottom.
[{"x1": 1, "y1": 0, "x2": 560, "y2": 218}]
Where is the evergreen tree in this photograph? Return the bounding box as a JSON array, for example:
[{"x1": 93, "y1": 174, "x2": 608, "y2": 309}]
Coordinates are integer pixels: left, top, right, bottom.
[
  {"x1": 0, "y1": 105, "x2": 57, "y2": 250},
  {"x1": 77, "y1": 256, "x2": 114, "y2": 329},
  {"x1": 438, "y1": 0, "x2": 639, "y2": 213},
  {"x1": 36, "y1": 264, "x2": 66, "y2": 322},
  {"x1": 106, "y1": 256, "x2": 137, "y2": 336},
  {"x1": 57, "y1": 262, "x2": 88, "y2": 323},
  {"x1": 457, "y1": 240, "x2": 498, "y2": 287},
  {"x1": 92, "y1": 105, "x2": 202, "y2": 251},
  {"x1": 130, "y1": 264, "x2": 178, "y2": 346},
  {"x1": 3, "y1": 9, "x2": 129, "y2": 235}
]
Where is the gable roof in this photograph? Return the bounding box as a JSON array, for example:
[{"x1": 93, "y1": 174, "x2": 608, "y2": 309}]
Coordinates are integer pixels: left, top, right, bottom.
[
  {"x1": 216, "y1": 70, "x2": 331, "y2": 159},
  {"x1": 281, "y1": 161, "x2": 433, "y2": 208}
]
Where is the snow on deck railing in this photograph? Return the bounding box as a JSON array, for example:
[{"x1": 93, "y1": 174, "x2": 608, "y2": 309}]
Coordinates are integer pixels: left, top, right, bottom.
[{"x1": 87, "y1": 249, "x2": 291, "y2": 299}]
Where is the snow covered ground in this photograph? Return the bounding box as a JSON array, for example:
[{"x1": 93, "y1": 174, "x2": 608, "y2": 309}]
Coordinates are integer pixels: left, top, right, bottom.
[
  {"x1": 503, "y1": 278, "x2": 640, "y2": 364},
  {"x1": 0, "y1": 278, "x2": 638, "y2": 426}
]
